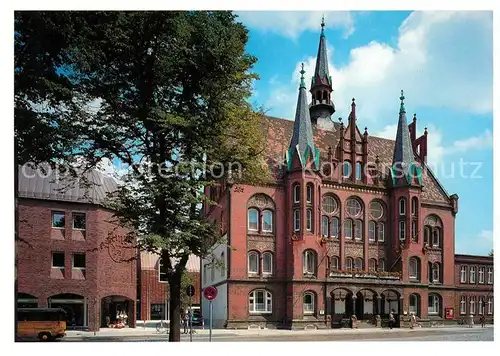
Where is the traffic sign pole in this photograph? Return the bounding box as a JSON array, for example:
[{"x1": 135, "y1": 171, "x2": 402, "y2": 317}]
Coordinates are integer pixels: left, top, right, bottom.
[
  {"x1": 189, "y1": 296, "x2": 193, "y2": 342},
  {"x1": 209, "y1": 300, "x2": 213, "y2": 342}
]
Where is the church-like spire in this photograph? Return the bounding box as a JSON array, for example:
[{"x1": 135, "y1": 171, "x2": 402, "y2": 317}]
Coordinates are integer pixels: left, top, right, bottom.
[
  {"x1": 286, "y1": 64, "x2": 320, "y2": 170},
  {"x1": 309, "y1": 17, "x2": 335, "y2": 125},
  {"x1": 391, "y1": 90, "x2": 422, "y2": 185}
]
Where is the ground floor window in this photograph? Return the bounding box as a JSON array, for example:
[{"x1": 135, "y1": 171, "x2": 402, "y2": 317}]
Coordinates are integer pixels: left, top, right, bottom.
[
  {"x1": 409, "y1": 294, "x2": 419, "y2": 315},
  {"x1": 303, "y1": 292, "x2": 315, "y2": 315},
  {"x1": 150, "y1": 304, "x2": 165, "y2": 320},
  {"x1": 487, "y1": 297, "x2": 493, "y2": 314},
  {"x1": 249, "y1": 289, "x2": 272, "y2": 314},
  {"x1": 460, "y1": 296, "x2": 466, "y2": 315},
  {"x1": 428, "y1": 294, "x2": 441, "y2": 315}
]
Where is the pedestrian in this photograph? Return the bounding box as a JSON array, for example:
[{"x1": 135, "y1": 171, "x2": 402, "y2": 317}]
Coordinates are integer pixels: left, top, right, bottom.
[
  {"x1": 468, "y1": 314, "x2": 474, "y2": 328},
  {"x1": 480, "y1": 314, "x2": 485, "y2": 328},
  {"x1": 409, "y1": 313, "x2": 416, "y2": 329},
  {"x1": 389, "y1": 310, "x2": 395, "y2": 329},
  {"x1": 183, "y1": 310, "x2": 189, "y2": 334}
]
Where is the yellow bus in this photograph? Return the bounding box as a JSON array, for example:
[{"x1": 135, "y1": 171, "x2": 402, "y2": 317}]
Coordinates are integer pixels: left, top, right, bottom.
[{"x1": 17, "y1": 308, "x2": 67, "y2": 341}]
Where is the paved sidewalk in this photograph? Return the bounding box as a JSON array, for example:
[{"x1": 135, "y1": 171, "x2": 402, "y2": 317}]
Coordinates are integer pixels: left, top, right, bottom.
[{"x1": 65, "y1": 324, "x2": 494, "y2": 339}]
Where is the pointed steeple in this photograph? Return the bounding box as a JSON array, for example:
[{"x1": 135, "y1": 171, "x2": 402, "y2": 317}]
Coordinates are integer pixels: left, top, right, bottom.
[
  {"x1": 309, "y1": 17, "x2": 335, "y2": 124},
  {"x1": 391, "y1": 90, "x2": 422, "y2": 185},
  {"x1": 286, "y1": 64, "x2": 320, "y2": 170}
]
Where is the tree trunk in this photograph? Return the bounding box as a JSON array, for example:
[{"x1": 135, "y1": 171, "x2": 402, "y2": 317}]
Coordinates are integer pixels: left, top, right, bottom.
[{"x1": 168, "y1": 273, "x2": 182, "y2": 342}]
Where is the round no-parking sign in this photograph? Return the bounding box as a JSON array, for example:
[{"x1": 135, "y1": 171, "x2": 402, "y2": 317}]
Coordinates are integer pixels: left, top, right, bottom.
[{"x1": 203, "y1": 286, "x2": 218, "y2": 301}]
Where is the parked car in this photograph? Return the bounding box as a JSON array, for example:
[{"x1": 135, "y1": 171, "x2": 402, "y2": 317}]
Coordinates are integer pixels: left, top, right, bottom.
[{"x1": 191, "y1": 310, "x2": 203, "y2": 326}]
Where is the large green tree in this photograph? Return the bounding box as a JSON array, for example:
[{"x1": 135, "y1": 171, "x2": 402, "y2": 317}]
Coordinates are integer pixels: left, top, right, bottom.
[{"x1": 15, "y1": 11, "x2": 267, "y2": 341}]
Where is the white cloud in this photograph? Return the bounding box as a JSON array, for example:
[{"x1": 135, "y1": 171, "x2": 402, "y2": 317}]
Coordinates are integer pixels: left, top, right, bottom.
[
  {"x1": 263, "y1": 11, "x2": 492, "y2": 126},
  {"x1": 236, "y1": 11, "x2": 354, "y2": 39},
  {"x1": 450, "y1": 129, "x2": 492, "y2": 152}
]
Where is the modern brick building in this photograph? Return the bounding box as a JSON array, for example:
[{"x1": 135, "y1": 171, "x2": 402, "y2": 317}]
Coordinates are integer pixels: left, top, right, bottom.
[
  {"x1": 201, "y1": 21, "x2": 494, "y2": 329},
  {"x1": 137, "y1": 252, "x2": 201, "y2": 321},
  {"x1": 16, "y1": 164, "x2": 137, "y2": 331}
]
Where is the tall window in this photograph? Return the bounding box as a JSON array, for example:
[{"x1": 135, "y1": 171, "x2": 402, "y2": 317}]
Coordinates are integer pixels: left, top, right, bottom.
[
  {"x1": 249, "y1": 290, "x2": 272, "y2": 313},
  {"x1": 293, "y1": 209, "x2": 300, "y2": 232},
  {"x1": 411, "y1": 221, "x2": 417, "y2": 242},
  {"x1": 487, "y1": 297, "x2": 493, "y2": 314},
  {"x1": 487, "y1": 267, "x2": 493, "y2": 284},
  {"x1": 330, "y1": 217, "x2": 339, "y2": 238},
  {"x1": 479, "y1": 267, "x2": 485, "y2": 284},
  {"x1": 460, "y1": 266, "x2": 467, "y2": 283},
  {"x1": 306, "y1": 209, "x2": 313, "y2": 232},
  {"x1": 399, "y1": 198, "x2": 406, "y2": 216},
  {"x1": 203, "y1": 265, "x2": 207, "y2": 284},
  {"x1": 470, "y1": 296, "x2": 476, "y2": 315},
  {"x1": 460, "y1": 296, "x2": 466, "y2": 315},
  {"x1": 158, "y1": 258, "x2": 168, "y2": 282},
  {"x1": 355, "y1": 162, "x2": 362, "y2": 181},
  {"x1": 479, "y1": 297, "x2": 484, "y2": 315},
  {"x1": 428, "y1": 294, "x2": 441, "y2": 315},
  {"x1": 354, "y1": 258, "x2": 363, "y2": 270},
  {"x1": 409, "y1": 257, "x2": 419, "y2": 280},
  {"x1": 432, "y1": 228, "x2": 440, "y2": 247},
  {"x1": 322, "y1": 216, "x2": 328, "y2": 237},
  {"x1": 330, "y1": 256, "x2": 339, "y2": 272},
  {"x1": 379, "y1": 259, "x2": 385, "y2": 272},
  {"x1": 409, "y1": 294, "x2": 418, "y2": 315},
  {"x1": 303, "y1": 292, "x2": 315, "y2": 315},
  {"x1": 72, "y1": 213, "x2": 86, "y2": 230},
  {"x1": 346, "y1": 257, "x2": 354, "y2": 271},
  {"x1": 378, "y1": 222, "x2": 385, "y2": 242},
  {"x1": 354, "y1": 220, "x2": 362, "y2": 240},
  {"x1": 293, "y1": 184, "x2": 300, "y2": 203},
  {"x1": 411, "y1": 197, "x2": 418, "y2": 216},
  {"x1": 262, "y1": 252, "x2": 273, "y2": 275},
  {"x1": 344, "y1": 219, "x2": 353, "y2": 239},
  {"x1": 303, "y1": 250, "x2": 317, "y2": 275},
  {"x1": 248, "y1": 251, "x2": 259, "y2": 275},
  {"x1": 424, "y1": 226, "x2": 431, "y2": 245},
  {"x1": 432, "y1": 263, "x2": 440, "y2": 283},
  {"x1": 368, "y1": 259, "x2": 377, "y2": 272},
  {"x1": 399, "y1": 220, "x2": 406, "y2": 240},
  {"x1": 220, "y1": 252, "x2": 225, "y2": 278},
  {"x1": 306, "y1": 184, "x2": 313, "y2": 204},
  {"x1": 262, "y1": 210, "x2": 273, "y2": 232},
  {"x1": 248, "y1": 208, "x2": 259, "y2": 231},
  {"x1": 470, "y1": 267, "x2": 476, "y2": 283},
  {"x1": 368, "y1": 221, "x2": 376, "y2": 242},
  {"x1": 343, "y1": 161, "x2": 351, "y2": 178}
]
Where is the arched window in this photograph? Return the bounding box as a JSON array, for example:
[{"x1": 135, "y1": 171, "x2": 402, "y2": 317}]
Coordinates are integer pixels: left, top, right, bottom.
[
  {"x1": 378, "y1": 222, "x2": 385, "y2": 242},
  {"x1": 460, "y1": 296, "x2": 467, "y2": 315},
  {"x1": 379, "y1": 259, "x2": 386, "y2": 272},
  {"x1": 220, "y1": 252, "x2": 225, "y2": 278},
  {"x1": 409, "y1": 257, "x2": 419, "y2": 280},
  {"x1": 262, "y1": 210, "x2": 273, "y2": 233},
  {"x1": 262, "y1": 252, "x2": 273, "y2": 275},
  {"x1": 346, "y1": 257, "x2": 354, "y2": 271},
  {"x1": 306, "y1": 184, "x2": 313, "y2": 204},
  {"x1": 354, "y1": 258, "x2": 363, "y2": 270},
  {"x1": 293, "y1": 209, "x2": 300, "y2": 232},
  {"x1": 303, "y1": 292, "x2": 316, "y2": 315},
  {"x1": 330, "y1": 217, "x2": 339, "y2": 238},
  {"x1": 368, "y1": 258, "x2": 377, "y2": 272},
  {"x1": 249, "y1": 289, "x2": 272, "y2": 314},
  {"x1": 424, "y1": 226, "x2": 431, "y2": 245},
  {"x1": 411, "y1": 221, "x2": 417, "y2": 242},
  {"x1": 248, "y1": 208, "x2": 259, "y2": 231},
  {"x1": 369, "y1": 201, "x2": 384, "y2": 219},
  {"x1": 343, "y1": 161, "x2": 351, "y2": 178},
  {"x1": 432, "y1": 228, "x2": 440, "y2": 247},
  {"x1": 344, "y1": 219, "x2": 353, "y2": 239},
  {"x1": 355, "y1": 162, "x2": 362, "y2": 181},
  {"x1": 354, "y1": 220, "x2": 363, "y2": 240},
  {"x1": 428, "y1": 294, "x2": 441, "y2": 315},
  {"x1": 293, "y1": 184, "x2": 300, "y2": 203},
  {"x1": 248, "y1": 251, "x2": 259, "y2": 275},
  {"x1": 368, "y1": 221, "x2": 376, "y2": 242},
  {"x1": 306, "y1": 208, "x2": 313, "y2": 232},
  {"x1": 399, "y1": 197, "x2": 406, "y2": 216},
  {"x1": 303, "y1": 250, "x2": 317, "y2": 275},
  {"x1": 409, "y1": 294, "x2": 419, "y2": 316},
  {"x1": 321, "y1": 216, "x2": 329, "y2": 237},
  {"x1": 399, "y1": 220, "x2": 406, "y2": 240},
  {"x1": 330, "y1": 256, "x2": 339, "y2": 272},
  {"x1": 322, "y1": 195, "x2": 338, "y2": 214},
  {"x1": 411, "y1": 197, "x2": 418, "y2": 216},
  {"x1": 346, "y1": 198, "x2": 362, "y2": 217},
  {"x1": 432, "y1": 263, "x2": 440, "y2": 283}
]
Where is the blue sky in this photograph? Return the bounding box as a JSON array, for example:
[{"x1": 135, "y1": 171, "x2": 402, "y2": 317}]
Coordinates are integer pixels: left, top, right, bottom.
[{"x1": 237, "y1": 11, "x2": 493, "y2": 256}]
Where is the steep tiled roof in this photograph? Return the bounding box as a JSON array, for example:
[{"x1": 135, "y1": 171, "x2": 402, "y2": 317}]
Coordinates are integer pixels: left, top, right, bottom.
[
  {"x1": 18, "y1": 163, "x2": 118, "y2": 206},
  {"x1": 260, "y1": 115, "x2": 451, "y2": 205}
]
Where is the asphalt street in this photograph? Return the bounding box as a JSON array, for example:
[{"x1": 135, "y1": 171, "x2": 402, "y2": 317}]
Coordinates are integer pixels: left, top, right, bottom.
[{"x1": 59, "y1": 327, "x2": 494, "y2": 342}]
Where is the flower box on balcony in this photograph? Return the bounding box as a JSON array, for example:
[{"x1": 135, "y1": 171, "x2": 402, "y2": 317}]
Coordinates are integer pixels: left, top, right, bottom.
[{"x1": 329, "y1": 272, "x2": 353, "y2": 278}]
